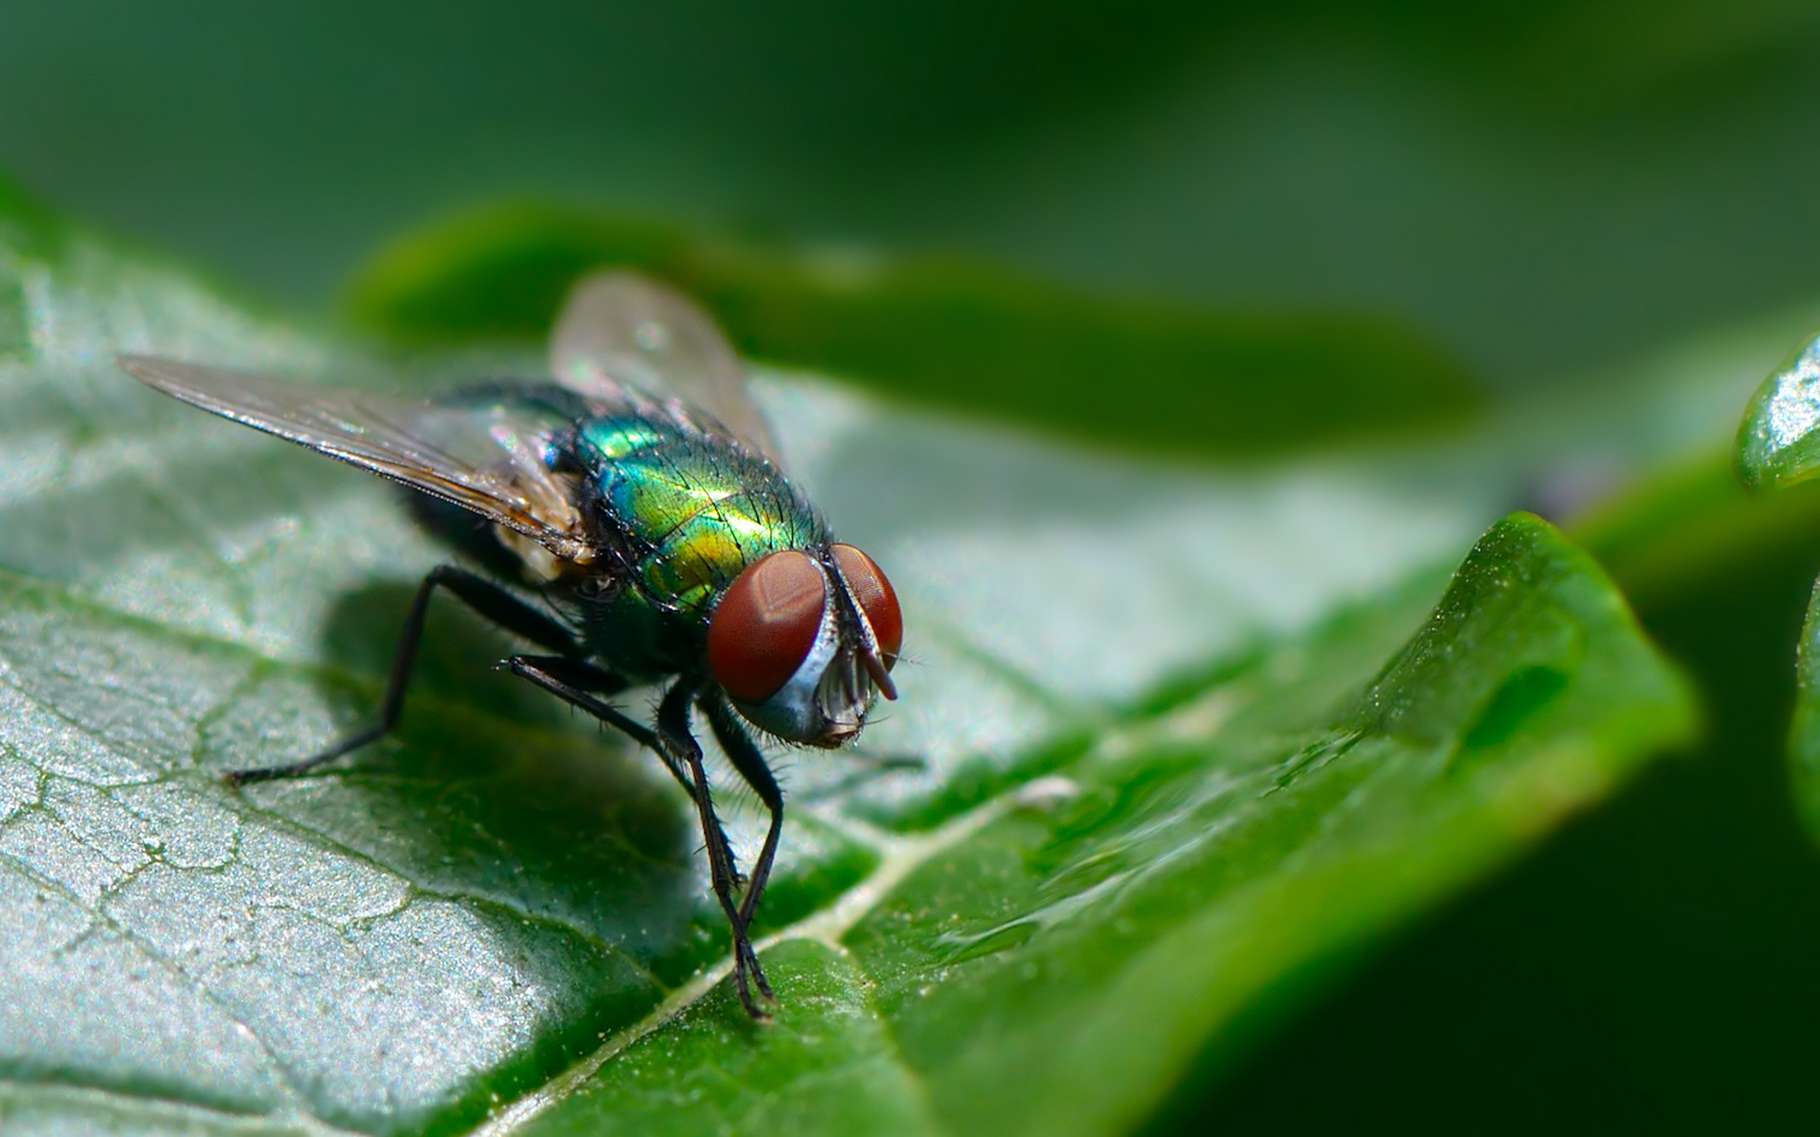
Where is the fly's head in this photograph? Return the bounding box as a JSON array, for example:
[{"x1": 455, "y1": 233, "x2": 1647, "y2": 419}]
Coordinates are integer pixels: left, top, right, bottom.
[{"x1": 705, "y1": 544, "x2": 902, "y2": 747}]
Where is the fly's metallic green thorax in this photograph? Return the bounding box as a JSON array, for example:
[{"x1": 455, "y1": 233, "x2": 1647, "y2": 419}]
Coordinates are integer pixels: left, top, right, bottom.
[
  {"x1": 405, "y1": 385, "x2": 829, "y2": 679},
  {"x1": 569, "y1": 412, "x2": 827, "y2": 620}
]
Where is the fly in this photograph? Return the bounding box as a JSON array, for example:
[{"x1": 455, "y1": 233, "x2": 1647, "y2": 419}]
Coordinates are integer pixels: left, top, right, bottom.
[{"x1": 117, "y1": 271, "x2": 903, "y2": 1020}]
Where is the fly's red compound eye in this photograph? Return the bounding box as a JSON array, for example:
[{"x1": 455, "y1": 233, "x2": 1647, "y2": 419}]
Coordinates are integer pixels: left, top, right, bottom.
[
  {"x1": 833, "y1": 544, "x2": 902, "y2": 664},
  {"x1": 708, "y1": 550, "x2": 827, "y2": 703}
]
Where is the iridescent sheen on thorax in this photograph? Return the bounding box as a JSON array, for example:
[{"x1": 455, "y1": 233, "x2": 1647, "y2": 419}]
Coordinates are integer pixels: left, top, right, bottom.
[
  {"x1": 409, "y1": 387, "x2": 827, "y2": 678},
  {"x1": 573, "y1": 412, "x2": 825, "y2": 618},
  {"x1": 551, "y1": 409, "x2": 824, "y2": 681}
]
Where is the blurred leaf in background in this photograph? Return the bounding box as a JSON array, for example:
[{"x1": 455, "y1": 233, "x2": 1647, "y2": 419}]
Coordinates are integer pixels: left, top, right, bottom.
[{"x1": 347, "y1": 202, "x2": 1480, "y2": 460}]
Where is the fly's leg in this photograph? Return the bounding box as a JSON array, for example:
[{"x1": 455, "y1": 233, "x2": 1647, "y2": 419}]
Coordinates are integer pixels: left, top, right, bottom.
[
  {"x1": 510, "y1": 667, "x2": 768, "y2": 1018},
  {"x1": 510, "y1": 665, "x2": 765, "y2": 1015},
  {"x1": 226, "y1": 565, "x2": 581, "y2": 785},
  {"x1": 704, "y1": 696, "x2": 783, "y2": 1002},
  {"x1": 503, "y1": 655, "x2": 695, "y2": 789},
  {"x1": 656, "y1": 681, "x2": 771, "y2": 1019},
  {"x1": 504, "y1": 656, "x2": 641, "y2": 729}
]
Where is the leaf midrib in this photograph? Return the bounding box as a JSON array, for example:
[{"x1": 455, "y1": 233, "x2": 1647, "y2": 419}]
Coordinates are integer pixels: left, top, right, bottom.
[{"x1": 470, "y1": 773, "x2": 1106, "y2": 1137}]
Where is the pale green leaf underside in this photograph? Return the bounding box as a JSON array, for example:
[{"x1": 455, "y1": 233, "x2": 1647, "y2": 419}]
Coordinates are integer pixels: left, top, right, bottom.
[{"x1": 0, "y1": 220, "x2": 1692, "y2": 1136}]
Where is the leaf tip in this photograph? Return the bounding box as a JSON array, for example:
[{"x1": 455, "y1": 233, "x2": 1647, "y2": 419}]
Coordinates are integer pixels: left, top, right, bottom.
[{"x1": 1733, "y1": 331, "x2": 1820, "y2": 493}]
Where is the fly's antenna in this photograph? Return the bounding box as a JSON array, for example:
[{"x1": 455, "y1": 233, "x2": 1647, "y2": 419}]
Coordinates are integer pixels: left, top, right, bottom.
[{"x1": 820, "y1": 546, "x2": 897, "y2": 701}]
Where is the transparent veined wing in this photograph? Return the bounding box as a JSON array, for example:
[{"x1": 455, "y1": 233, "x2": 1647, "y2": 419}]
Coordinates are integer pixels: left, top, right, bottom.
[
  {"x1": 549, "y1": 270, "x2": 784, "y2": 464},
  {"x1": 117, "y1": 354, "x2": 599, "y2": 563}
]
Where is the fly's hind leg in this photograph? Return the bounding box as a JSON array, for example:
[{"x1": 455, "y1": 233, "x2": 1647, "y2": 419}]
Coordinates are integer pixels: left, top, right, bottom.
[{"x1": 226, "y1": 565, "x2": 581, "y2": 785}]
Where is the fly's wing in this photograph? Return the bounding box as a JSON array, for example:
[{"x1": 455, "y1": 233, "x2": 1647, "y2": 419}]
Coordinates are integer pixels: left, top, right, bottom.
[
  {"x1": 549, "y1": 271, "x2": 784, "y2": 464},
  {"x1": 118, "y1": 354, "x2": 598, "y2": 562}
]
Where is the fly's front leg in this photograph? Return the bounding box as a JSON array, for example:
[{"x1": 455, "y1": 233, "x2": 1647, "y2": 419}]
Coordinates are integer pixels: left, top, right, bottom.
[
  {"x1": 228, "y1": 565, "x2": 580, "y2": 785},
  {"x1": 704, "y1": 696, "x2": 782, "y2": 1002},
  {"x1": 504, "y1": 656, "x2": 643, "y2": 734},
  {"x1": 504, "y1": 655, "x2": 700, "y2": 793},
  {"x1": 512, "y1": 665, "x2": 764, "y2": 1015},
  {"x1": 656, "y1": 680, "x2": 771, "y2": 1019}
]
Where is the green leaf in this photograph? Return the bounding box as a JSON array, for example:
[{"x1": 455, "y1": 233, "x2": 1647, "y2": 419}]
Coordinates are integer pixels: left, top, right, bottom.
[
  {"x1": 1735, "y1": 327, "x2": 1820, "y2": 489},
  {"x1": 345, "y1": 202, "x2": 1483, "y2": 461},
  {"x1": 0, "y1": 200, "x2": 1693, "y2": 1137},
  {"x1": 1729, "y1": 322, "x2": 1820, "y2": 843},
  {"x1": 1788, "y1": 581, "x2": 1820, "y2": 841}
]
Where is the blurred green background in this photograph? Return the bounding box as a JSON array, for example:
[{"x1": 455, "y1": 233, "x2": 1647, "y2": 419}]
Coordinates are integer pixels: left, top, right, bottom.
[
  {"x1": 9, "y1": 3, "x2": 1820, "y2": 1132},
  {"x1": 8, "y1": 0, "x2": 1820, "y2": 388}
]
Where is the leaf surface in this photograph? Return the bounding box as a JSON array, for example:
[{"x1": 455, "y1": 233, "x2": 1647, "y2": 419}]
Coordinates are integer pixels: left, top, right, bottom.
[{"x1": 0, "y1": 205, "x2": 1694, "y2": 1137}]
